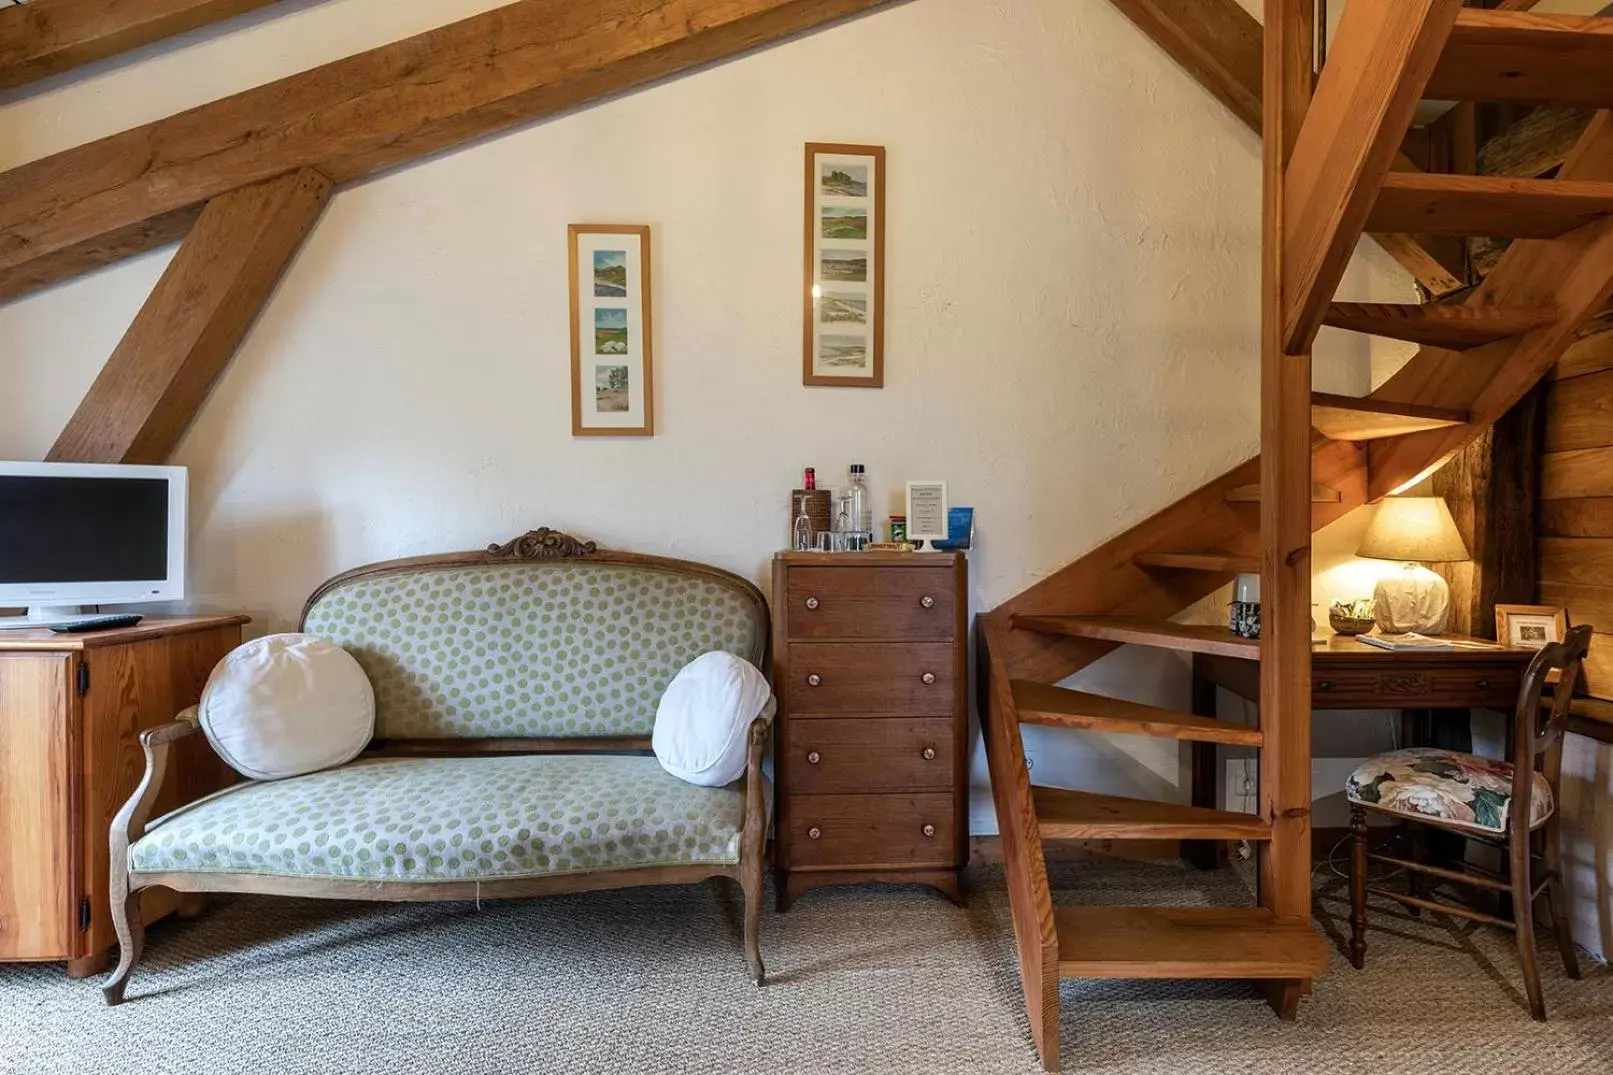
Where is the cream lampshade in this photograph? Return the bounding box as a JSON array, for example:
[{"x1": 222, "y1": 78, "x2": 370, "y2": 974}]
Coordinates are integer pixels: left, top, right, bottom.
[{"x1": 1357, "y1": 496, "x2": 1470, "y2": 635}]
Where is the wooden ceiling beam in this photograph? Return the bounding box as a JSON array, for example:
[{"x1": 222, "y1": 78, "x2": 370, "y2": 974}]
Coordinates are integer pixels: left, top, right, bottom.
[
  {"x1": 47, "y1": 169, "x2": 331, "y2": 465},
  {"x1": 1368, "y1": 112, "x2": 1613, "y2": 499},
  {"x1": 0, "y1": 0, "x2": 890, "y2": 302},
  {"x1": 1105, "y1": 0, "x2": 1464, "y2": 297},
  {"x1": 0, "y1": 0, "x2": 285, "y2": 92}
]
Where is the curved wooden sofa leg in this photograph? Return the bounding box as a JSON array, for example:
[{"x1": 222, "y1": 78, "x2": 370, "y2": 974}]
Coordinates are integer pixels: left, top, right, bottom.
[
  {"x1": 103, "y1": 884, "x2": 147, "y2": 1006},
  {"x1": 103, "y1": 713, "x2": 199, "y2": 1005},
  {"x1": 739, "y1": 710, "x2": 771, "y2": 985}
]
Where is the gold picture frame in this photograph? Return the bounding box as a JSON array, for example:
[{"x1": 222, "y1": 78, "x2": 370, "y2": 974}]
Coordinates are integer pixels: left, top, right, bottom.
[
  {"x1": 569, "y1": 223, "x2": 654, "y2": 436},
  {"x1": 1495, "y1": 604, "x2": 1569, "y2": 650},
  {"x1": 802, "y1": 142, "x2": 885, "y2": 388}
]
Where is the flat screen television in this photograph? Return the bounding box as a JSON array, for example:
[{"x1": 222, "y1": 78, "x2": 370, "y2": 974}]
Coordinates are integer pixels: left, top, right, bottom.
[{"x1": 0, "y1": 461, "x2": 187, "y2": 627}]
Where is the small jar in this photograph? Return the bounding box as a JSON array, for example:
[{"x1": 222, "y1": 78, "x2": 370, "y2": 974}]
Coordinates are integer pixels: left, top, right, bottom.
[{"x1": 889, "y1": 515, "x2": 907, "y2": 544}]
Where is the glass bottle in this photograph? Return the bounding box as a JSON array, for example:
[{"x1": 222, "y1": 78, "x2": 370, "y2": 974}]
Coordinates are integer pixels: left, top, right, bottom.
[{"x1": 845, "y1": 464, "x2": 871, "y2": 542}]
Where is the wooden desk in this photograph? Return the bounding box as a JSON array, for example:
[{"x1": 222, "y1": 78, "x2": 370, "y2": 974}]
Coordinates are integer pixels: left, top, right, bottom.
[{"x1": 1188, "y1": 636, "x2": 1537, "y2": 866}]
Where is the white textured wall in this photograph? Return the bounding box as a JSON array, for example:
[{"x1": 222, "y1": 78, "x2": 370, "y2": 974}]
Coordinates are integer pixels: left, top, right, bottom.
[{"x1": 0, "y1": 0, "x2": 1419, "y2": 838}]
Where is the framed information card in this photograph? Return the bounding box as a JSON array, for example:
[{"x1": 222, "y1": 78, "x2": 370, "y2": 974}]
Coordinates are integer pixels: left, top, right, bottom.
[
  {"x1": 803, "y1": 142, "x2": 885, "y2": 388},
  {"x1": 570, "y1": 224, "x2": 654, "y2": 436}
]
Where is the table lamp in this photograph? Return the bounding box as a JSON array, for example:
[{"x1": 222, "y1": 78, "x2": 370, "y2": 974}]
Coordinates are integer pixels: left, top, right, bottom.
[{"x1": 1356, "y1": 496, "x2": 1470, "y2": 635}]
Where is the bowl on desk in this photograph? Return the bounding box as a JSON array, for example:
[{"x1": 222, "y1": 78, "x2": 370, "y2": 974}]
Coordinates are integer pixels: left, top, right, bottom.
[{"x1": 1329, "y1": 611, "x2": 1376, "y2": 636}]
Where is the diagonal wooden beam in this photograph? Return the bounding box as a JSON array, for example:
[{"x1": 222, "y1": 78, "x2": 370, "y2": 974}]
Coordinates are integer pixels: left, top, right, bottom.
[
  {"x1": 0, "y1": 0, "x2": 890, "y2": 302},
  {"x1": 47, "y1": 169, "x2": 331, "y2": 465},
  {"x1": 1104, "y1": 0, "x2": 1464, "y2": 297},
  {"x1": 0, "y1": 0, "x2": 286, "y2": 92},
  {"x1": 1368, "y1": 111, "x2": 1613, "y2": 499},
  {"x1": 1280, "y1": 0, "x2": 1463, "y2": 354}
]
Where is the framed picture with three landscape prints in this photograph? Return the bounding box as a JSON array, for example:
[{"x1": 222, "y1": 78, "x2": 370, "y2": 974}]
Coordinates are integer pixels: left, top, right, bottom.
[
  {"x1": 803, "y1": 143, "x2": 885, "y2": 387},
  {"x1": 569, "y1": 223, "x2": 654, "y2": 435}
]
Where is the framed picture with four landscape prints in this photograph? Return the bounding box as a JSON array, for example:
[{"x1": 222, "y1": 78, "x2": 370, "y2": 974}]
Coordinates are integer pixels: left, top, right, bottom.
[
  {"x1": 803, "y1": 142, "x2": 885, "y2": 388},
  {"x1": 569, "y1": 223, "x2": 654, "y2": 435}
]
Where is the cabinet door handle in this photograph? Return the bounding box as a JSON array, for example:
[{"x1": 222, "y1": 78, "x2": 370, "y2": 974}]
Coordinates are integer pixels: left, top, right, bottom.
[
  {"x1": 921, "y1": 672, "x2": 937, "y2": 685},
  {"x1": 807, "y1": 826, "x2": 822, "y2": 840},
  {"x1": 806, "y1": 751, "x2": 821, "y2": 765},
  {"x1": 921, "y1": 747, "x2": 936, "y2": 761},
  {"x1": 805, "y1": 597, "x2": 819, "y2": 610},
  {"x1": 920, "y1": 595, "x2": 935, "y2": 609},
  {"x1": 807, "y1": 673, "x2": 822, "y2": 687},
  {"x1": 1317, "y1": 680, "x2": 1333, "y2": 693},
  {"x1": 921, "y1": 824, "x2": 936, "y2": 838},
  {"x1": 1476, "y1": 678, "x2": 1490, "y2": 690}
]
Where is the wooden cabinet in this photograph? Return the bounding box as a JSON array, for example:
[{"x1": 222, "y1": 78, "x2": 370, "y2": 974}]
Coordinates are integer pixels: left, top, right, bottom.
[
  {"x1": 771, "y1": 552, "x2": 967, "y2": 908},
  {"x1": 0, "y1": 616, "x2": 245, "y2": 977}
]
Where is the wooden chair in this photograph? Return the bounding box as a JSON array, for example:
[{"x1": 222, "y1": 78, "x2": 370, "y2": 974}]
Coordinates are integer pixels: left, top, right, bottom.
[{"x1": 1346, "y1": 624, "x2": 1590, "y2": 1021}]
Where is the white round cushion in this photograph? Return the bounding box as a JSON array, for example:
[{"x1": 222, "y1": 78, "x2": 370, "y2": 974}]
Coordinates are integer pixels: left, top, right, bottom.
[
  {"x1": 653, "y1": 651, "x2": 771, "y2": 787},
  {"x1": 199, "y1": 634, "x2": 374, "y2": 781}
]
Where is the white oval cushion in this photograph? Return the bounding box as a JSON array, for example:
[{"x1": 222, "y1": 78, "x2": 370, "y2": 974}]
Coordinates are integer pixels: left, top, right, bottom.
[
  {"x1": 199, "y1": 634, "x2": 374, "y2": 781},
  {"x1": 653, "y1": 651, "x2": 771, "y2": 787}
]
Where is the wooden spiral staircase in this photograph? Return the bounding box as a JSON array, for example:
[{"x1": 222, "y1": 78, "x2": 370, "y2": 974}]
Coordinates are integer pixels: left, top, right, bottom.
[{"x1": 979, "y1": 3, "x2": 1613, "y2": 1070}]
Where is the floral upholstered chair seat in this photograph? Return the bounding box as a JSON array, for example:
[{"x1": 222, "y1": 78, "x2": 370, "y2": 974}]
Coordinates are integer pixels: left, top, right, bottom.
[
  {"x1": 1345, "y1": 747, "x2": 1553, "y2": 835},
  {"x1": 129, "y1": 754, "x2": 749, "y2": 882}
]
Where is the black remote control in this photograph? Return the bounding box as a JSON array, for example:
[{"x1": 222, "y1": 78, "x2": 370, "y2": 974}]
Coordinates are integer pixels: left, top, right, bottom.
[{"x1": 47, "y1": 614, "x2": 145, "y2": 633}]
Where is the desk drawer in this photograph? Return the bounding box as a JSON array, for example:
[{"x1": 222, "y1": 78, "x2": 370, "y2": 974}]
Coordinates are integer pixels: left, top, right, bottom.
[
  {"x1": 783, "y1": 717, "x2": 954, "y2": 793},
  {"x1": 781, "y1": 793, "x2": 956, "y2": 869},
  {"x1": 1313, "y1": 666, "x2": 1521, "y2": 707},
  {"x1": 783, "y1": 643, "x2": 955, "y2": 716},
  {"x1": 785, "y1": 567, "x2": 955, "y2": 641}
]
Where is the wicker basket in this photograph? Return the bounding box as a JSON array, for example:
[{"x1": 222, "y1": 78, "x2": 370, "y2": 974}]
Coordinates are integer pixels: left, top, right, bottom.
[{"x1": 1329, "y1": 610, "x2": 1376, "y2": 636}]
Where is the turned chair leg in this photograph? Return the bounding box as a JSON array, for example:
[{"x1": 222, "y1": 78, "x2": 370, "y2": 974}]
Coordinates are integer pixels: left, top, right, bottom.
[
  {"x1": 1541, "y1": 819, "x2": 1582, "y2": 981},
  {"x1": 1509, "y1": 830, "x2": 1547, "y2": 1021},
  {"x1": 102, "y1": 884, "x2": 146, "y2": 1006},
  {"x1": 1349, "y1": 805, "x2": 1369, "y2": 969}
]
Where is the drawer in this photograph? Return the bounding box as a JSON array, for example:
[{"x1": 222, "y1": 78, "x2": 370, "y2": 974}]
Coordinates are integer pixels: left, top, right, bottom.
[
  {"x1": 1312, "y1": 666, "x2": 1521, "y2": 707},
  {"x1": 784, "y1": 643, "x2": 955, "y2": 716},
  {"x1": 781, "y1": 793, "x2": 956, "y2": 869},
  {"x1": 783, "y1": 717, "x2": 955, "y2": 793},
  {"x1": 785, "y1": 567, "x2": 955, "y2": 641}
]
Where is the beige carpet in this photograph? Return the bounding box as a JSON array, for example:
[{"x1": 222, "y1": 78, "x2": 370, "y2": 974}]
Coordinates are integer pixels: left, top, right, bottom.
[{"x1": 1, "y1": 859, "x2": 1607, "y2": 1074}]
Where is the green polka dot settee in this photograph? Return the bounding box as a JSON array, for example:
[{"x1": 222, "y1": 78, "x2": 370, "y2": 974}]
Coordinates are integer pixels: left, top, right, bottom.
[{"x1": 102, "y1": 531, "x2": 775, "y2": 1004}]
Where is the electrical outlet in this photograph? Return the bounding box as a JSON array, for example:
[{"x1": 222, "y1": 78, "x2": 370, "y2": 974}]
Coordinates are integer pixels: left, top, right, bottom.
[{"x1": 1225, "y1": 758, "x2": 1258, "y2": 814}]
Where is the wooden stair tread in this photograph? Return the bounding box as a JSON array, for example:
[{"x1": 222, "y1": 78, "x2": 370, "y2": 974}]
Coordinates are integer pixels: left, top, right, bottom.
[
  {"x1": 1011, "y1": 680, "x2": 1263, "y2": 747},
  {"x1": 1426, "y1": 10, "x2": 1613, "y2": 112},
  {"x1": 1311, "y1": 392, "x2": 1469, "y2": 442},
  {"x1": 1224, "y1": 481, "x2": 1342, "y2": 504},
  {"x1": 1054, "y1": 906, "x2": 1330, "y2": 980},
  {"x1": 1010, "y1": 615, "x2": 1258, "y2": 659},
  {"x1": 1366, "y1": 173, "x2": 1613, "y2": 239},
  {"x1": 1133, "y1": 551, "x2": 1259, "y2": 573},
  {"x1": 1323, "y1": 301, "x2": 1559, "y2": 350},
  {"x1": 1033, "y1": 787, "x2": 1271, "y2": 841}
]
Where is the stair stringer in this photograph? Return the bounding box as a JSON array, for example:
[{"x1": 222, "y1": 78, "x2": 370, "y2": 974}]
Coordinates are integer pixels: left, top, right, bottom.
[{"x1": 983, "y1": 436, "x2": 1367, "y2": 687}]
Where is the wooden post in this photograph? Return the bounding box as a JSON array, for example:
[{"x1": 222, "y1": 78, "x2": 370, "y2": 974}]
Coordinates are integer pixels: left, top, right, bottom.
[
  {"x1": 48, "y1": 169, "x2": 331, "y2": 465},
  {"x1": 1258, "y1": 0, "x2": 1314, "y2": 1014}
]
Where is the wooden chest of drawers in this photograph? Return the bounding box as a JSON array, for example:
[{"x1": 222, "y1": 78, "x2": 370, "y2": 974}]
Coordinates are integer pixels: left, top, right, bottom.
[{"x1": 771, "y1": 551, "x2": 968, "y2": 908}]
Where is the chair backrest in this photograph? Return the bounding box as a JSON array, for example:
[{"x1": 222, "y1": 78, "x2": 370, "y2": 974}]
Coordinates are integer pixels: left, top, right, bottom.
[
  {"x1": 1510, "y1": 623, "x2": 1593, "y2": 829},
  {"x1": 300, "y1": 529, "x2": 769, "y2": 743}
]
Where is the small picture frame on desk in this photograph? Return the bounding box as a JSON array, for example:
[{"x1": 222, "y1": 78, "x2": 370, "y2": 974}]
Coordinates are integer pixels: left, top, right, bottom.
[{"x1": 1495, "y1": 604, "x2": 1569, "y2": 650}]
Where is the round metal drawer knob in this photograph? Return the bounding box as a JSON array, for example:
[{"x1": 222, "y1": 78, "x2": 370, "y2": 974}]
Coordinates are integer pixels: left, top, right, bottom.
[
  {"x1": 808, "y1": 826, "x2": 822, "y2": 840},
  {"x1": 1317, "y1": 680, "x2": 1334, "y2": 693},
  {"x1": 807, "y1": 673, "x2": 822, "y2": 687},
  {"x1": 805, "y1": 597, "x2": 819, "y2": 610},
  {"x1": 921, "y1": 747, "x2": 936, "y2": 761},
  {"x1": 921, "y1": 824, "x2": 936, "y2": 838},
  {"x1": 920, "y1": 595, "x2": 935, "y2": 609},
  {"x1": 1477, "y1": 678, "x2": 1490, "y2": 690},
  {"x1": 807, "y1": 751, "x2": 821, "y2": 765},
  {"x1": 921, "y1": 672, "x2": 937, "y2": 685}
]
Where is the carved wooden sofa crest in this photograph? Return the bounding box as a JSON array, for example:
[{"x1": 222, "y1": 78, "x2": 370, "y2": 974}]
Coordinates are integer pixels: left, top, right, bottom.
[{"x1": 103, "y1": 530, "x2": 773, "y2": 1003}]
